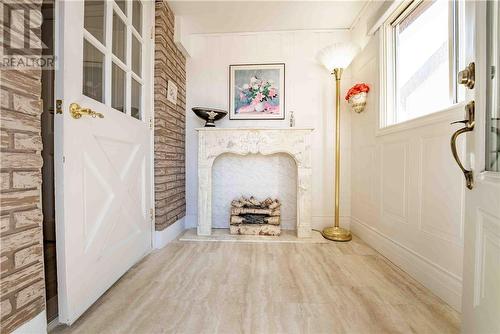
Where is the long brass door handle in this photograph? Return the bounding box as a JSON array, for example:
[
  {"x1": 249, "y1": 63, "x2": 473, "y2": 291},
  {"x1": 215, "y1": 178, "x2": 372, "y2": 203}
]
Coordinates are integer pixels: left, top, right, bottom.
[
  {"x1": 70, "y1": 103, "x2": 104, "y2": 119},
  {"x1": 450, "y1": 101, "x2": 475, "y2": 189}
]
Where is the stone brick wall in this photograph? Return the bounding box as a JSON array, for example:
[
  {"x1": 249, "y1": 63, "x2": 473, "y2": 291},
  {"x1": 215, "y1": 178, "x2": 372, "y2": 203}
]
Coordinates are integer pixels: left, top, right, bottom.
[
  {"x1": 0, "y1": 3, "x2": 46, "y2": 332},
  {"x1": 154, "y1": 0, "x2": 186, "y2": 231}
]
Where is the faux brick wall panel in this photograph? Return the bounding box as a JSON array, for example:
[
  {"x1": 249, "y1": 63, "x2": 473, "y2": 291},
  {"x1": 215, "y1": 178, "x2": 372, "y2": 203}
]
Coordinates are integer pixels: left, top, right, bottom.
[
  {"x1": 154, "y1": 0, "x2": 186, "y2": 231},
  {"x1": 0, "y1": 1, "x2": 46, "y2": 332}
]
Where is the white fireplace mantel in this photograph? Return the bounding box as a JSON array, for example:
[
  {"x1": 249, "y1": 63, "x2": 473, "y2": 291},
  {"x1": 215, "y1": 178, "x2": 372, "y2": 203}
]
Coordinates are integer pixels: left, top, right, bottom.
[{"x1": 196, "y1": 127, "x2": 314, "y2": 238}]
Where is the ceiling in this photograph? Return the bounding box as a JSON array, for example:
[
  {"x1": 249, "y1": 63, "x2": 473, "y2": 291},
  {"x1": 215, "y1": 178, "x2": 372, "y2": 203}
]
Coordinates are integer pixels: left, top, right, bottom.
[{"x1": 168, "y1": 1, "x2": 369, "y2": 34}]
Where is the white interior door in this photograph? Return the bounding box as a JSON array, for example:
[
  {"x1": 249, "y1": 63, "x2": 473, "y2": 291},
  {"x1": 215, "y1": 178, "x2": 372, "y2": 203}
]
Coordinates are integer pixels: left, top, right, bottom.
[
  {"x1": 54, "y1": 0, "x2": 154, "y2": 324},
  {"x1": 459, "y1": 1, "x2": 500, "y2": 333}
]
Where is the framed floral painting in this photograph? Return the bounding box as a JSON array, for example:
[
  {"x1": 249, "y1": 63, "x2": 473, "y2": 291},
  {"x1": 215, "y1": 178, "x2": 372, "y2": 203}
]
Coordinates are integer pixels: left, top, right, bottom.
[{"x1": 229, "y1": 63, "x2": 285, "y2": 120}]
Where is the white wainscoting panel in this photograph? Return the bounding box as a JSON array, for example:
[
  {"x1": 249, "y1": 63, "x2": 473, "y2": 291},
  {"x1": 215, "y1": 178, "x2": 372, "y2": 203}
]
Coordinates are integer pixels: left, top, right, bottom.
[
  {"x1": 381, "y1": 142, "x2": 408, "y2": 224},
  {"x1": 419, "y1": 135, "x2": 464, "y2": 243},
  {"x1": 349, "y1": 33, "x2": 464, "y2": 310},
  {"x1": 473, "y1": 210, "x2": 500, "y2": 308},
  {"x1": 354, "y1": 145, "x2": 376, "y2": 206}
]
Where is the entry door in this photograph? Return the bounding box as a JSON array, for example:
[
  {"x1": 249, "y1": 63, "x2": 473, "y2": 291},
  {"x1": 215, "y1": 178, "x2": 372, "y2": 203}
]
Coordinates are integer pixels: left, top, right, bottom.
[
  {"x1": 54, "y1": 0, "x2": 154, "y2": 324},
  {"x1": 459, "y1": 1, "x2": 500, "y2": 332}
]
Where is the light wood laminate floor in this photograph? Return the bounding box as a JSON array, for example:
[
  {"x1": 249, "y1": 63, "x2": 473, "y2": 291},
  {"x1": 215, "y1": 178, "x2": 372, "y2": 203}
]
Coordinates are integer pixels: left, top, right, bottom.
[{"x1": 53, "y1": 236, "x2": 460, "y2": 334}]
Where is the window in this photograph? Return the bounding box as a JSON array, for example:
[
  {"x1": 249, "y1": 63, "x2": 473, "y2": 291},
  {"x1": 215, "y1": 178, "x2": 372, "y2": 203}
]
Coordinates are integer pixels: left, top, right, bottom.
[
  {"x1": 380, "y1": 0, "x2": 464, "y2": 127},
  {"x1": 83, "y1": 0, "x2": 145, "y2": 120}
]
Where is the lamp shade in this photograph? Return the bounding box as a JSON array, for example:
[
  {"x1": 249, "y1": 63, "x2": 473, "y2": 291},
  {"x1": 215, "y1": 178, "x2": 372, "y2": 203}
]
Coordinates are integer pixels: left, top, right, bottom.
[{"x1": 318, "y1": 43, "x2": 360, "y2": 72}]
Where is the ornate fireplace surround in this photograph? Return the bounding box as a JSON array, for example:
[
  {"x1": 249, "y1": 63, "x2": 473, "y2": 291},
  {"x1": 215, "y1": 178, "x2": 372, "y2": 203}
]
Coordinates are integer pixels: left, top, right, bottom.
[{"x1": 197, "y1": 128, "x2": 313, "y2": 238}]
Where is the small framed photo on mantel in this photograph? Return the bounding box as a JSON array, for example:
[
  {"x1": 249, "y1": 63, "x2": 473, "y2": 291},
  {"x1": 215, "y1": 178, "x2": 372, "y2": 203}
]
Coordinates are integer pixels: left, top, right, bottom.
[{"x1": 229, "y1": 63, "x2": 285, "y2": 120}]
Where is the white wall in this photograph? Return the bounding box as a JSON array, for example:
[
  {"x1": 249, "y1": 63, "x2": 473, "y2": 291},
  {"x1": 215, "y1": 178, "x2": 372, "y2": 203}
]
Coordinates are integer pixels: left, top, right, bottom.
[
  {"x1": 348, "y1": 33, "x2": 465, "y2": 311},
  {"x1": 185, "y1": 30, "x2": 352, "y2": 231}
]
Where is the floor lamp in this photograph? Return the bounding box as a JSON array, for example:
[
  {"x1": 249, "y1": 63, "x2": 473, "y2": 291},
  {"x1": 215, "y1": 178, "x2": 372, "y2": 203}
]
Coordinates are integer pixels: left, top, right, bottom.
[{"x1": 318, "y1": 43, "x2": 359, "y2": 242}]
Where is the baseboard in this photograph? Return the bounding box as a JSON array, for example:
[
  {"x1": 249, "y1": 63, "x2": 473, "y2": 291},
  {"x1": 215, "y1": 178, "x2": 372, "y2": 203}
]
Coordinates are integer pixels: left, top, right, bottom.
[
  {"x1": 312, "y1": 215, "x2": 351, "y2": 231},
  {"x1": 154, "y1": 217, "x2": 185, "y2": 249},
  {"x1": 350, "y1": 216, "x2": 462, "y2": 311},
  {"x1": 12, "y1": 310, "x2": 47, "y2": 334}
]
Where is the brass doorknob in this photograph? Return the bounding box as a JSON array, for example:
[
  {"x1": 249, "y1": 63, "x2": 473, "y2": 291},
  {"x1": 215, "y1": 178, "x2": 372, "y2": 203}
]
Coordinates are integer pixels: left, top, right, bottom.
[
  {"x1": 457, "y1": 62, "x2": 475, "y2": 89},
  {"x1": 69, "y1": 103, "x2": 104, "y2": 119}
]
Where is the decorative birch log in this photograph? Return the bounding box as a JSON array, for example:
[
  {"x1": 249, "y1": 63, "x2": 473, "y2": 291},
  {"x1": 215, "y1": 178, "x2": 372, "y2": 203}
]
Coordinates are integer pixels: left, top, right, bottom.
[
  {"x1": 230, "y1": 224, "x2": 280, "y2": 236},
  {"x1": 229, "y1": 196, "x2": 281, "y2": 235}
]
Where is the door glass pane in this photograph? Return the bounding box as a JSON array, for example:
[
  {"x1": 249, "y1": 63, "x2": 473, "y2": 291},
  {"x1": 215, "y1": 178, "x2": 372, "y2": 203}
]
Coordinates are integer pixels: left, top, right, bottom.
[
  {"x1": 116, "y1": 0, "x2": 127, "y2": 15},
  {"x1": 486, "y1": 0, "x2": 500, "y2": 172},
  {"x1": 112, "y1": 63, "x2": 126, "y2": 112},
  {"x1": 131, "y1": 79, "x2": 142, "y2": 120},
  {"x1": 132, "y1": 35, "x2": 141, "y2": 77},
  {"x1": 84, "y1": 0, "x2": 105, "y2": 44},
  {"x1": 83, "y1": 40, "x2": 104, "y2": 102},
  {"x1": 394, "y1": 1, "x2": 451, "y2": 123},
  {"x1": 132, "y1": 1, "x2": 142, "y2": 35},
  {"x1": 112, "y1": 12, "x2": 127, "y2": 63}
]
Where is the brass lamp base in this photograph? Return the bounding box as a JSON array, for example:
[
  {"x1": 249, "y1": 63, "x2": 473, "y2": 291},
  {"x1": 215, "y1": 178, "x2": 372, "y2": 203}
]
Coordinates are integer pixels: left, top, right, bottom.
[{"x1": 322, "y1": 226, "x2": 352, "y2": 242}]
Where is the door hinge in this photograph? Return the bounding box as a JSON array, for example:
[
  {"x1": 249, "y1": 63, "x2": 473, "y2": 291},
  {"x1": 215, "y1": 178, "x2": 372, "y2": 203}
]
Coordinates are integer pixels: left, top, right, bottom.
[
  {"x1": 149, "y1": 118, "x2": 153, "y2": 130},
  {"x1": 56, "y1": 99, "x2": 63, "y2": 114},
  {"x1": 150, "y1": 26, "x2": 154, "y2": 40},
  {"x1": 150, "y1": 208, "x2": 154, "y2": 221}
]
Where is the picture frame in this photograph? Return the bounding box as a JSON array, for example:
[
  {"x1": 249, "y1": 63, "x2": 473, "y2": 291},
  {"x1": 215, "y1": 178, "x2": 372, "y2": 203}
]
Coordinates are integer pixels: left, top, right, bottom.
[
  {"x1": 229, "y1": 63, "x2": 285, "y2": 120},
  {"x1": 167, "y1": 80, "x2": 178, "y2": 105}
]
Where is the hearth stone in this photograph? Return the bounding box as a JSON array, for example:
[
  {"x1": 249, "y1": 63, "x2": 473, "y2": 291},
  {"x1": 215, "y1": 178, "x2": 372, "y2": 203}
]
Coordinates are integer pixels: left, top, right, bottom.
[{"x1": 230, "y1": 196, "x2": 281, "y2": 236}]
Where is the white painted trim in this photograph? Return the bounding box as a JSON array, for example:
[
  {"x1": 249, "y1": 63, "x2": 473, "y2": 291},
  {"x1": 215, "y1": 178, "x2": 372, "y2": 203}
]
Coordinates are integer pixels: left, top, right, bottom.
[
  {"x1": 367, "y1": 1, "x2": 406, "y2": 36},
  {"x1": 477, "y1": 171, "x2": 500, "y2": 184},
  {"x1": 174, "y1": 15, "x2": 191, "y2": 58},
  {"x1": 376, "y1": 102, "x2": 465, "y2": 137},
  {"x1": 350, "y1": 216, "x2": 462, "y2": 311},
  {"x1": 349, "y1": 1, "x2": 372, "y2": 31},
  {"x1": 46, "y1": 317, "x2": 60, "y2": 333},
  {"x1": 148, "y1": 0, "x2": 157, "y2": 251},
  {"x1": 191, "y1": 28, "x2": 349, "y2": 37},
  {"x1": 12, "y1": 310, "x2": 47, "y2": 334},
  {"x1": 154, "y1": 217, "x2": 186, "y2": 249}
]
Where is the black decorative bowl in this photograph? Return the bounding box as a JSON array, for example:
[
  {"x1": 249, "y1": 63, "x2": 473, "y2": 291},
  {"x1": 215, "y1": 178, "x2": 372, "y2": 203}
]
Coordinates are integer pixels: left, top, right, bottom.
[{"x1": 192, "y1": 107, "x2": 228, "y2": 127}]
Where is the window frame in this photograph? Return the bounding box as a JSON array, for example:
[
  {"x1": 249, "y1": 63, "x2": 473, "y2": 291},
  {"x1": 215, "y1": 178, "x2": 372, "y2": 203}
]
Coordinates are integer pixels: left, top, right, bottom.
[{"x1": 379, "y1": 0, "x2": 464, "y2": 130}]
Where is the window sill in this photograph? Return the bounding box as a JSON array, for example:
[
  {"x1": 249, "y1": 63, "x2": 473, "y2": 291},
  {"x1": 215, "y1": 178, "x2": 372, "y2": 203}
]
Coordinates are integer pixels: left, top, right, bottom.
[{"x1": 376, "y1": 102, "x2": 466, "y2": 137}]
